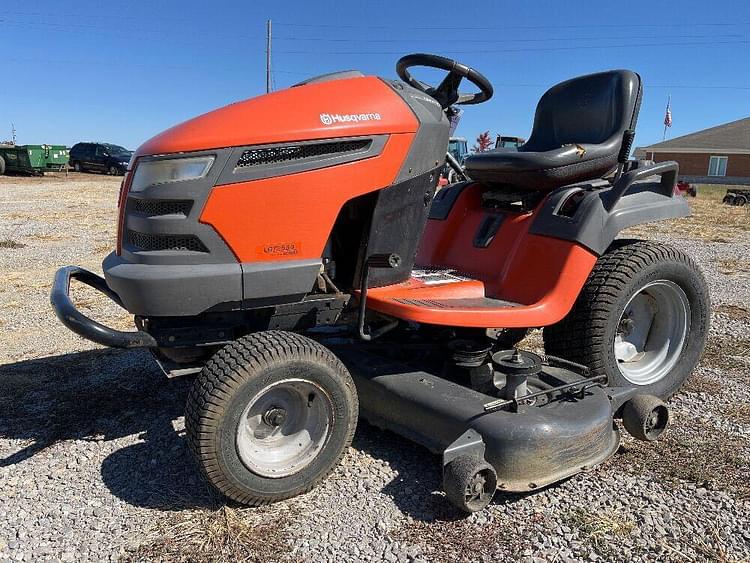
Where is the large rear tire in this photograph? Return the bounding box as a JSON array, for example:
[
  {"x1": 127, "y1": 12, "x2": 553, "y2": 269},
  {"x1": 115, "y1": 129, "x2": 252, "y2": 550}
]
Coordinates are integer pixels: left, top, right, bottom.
[
  {"x1": 543, "y1": 241, "x2": 710, "y2": 399},
  {"x1": 0, "y1": 155, "x2": 5, "y2": 175},
  {"x1": 186, "y1": 330, "x2": 358, "y2": 505}
]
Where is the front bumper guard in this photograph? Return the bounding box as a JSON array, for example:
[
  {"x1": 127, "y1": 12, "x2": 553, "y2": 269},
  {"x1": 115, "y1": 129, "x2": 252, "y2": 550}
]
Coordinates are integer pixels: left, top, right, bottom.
[{"x1": 50, "y1": 266, "x2": 157, "y2": 349}]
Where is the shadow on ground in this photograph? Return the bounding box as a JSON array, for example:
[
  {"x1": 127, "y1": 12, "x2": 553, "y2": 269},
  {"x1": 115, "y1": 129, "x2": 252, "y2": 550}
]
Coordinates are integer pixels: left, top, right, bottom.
[
  {"x1": 352, "y1": 420, "x2": 532, "y2": 522},
  {"x1": 1, "y1": 348, "x2": 537, "y2": 519},
  {"x1": 0, "y1": 348, "x2": 217, "y2": 510}
]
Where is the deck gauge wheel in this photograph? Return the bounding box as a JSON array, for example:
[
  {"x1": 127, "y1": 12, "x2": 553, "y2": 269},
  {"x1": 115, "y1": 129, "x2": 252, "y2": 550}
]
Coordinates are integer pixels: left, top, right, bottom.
[
  {"x1": 443, "y1": 455, "x2": 498, "y2": 513},
  {"x1": 622, "y1": 395, "x2": 669, "y2": 441}
]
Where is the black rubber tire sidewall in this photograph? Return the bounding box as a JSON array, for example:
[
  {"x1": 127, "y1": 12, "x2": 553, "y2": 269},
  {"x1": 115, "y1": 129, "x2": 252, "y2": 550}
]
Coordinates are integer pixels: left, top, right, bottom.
[
  {"x1": 544, "y1": 242, "x2": 710, "y2": 400},
  {"x1": 186, "y1": 331, "x2": 358, "y2": 505},
  {"x1": 598, "y1": 253, "x2": 709, "y2": 398},
  {"x1": 0, "y1": 155, "x2": 5, "y2": 175},
  {"x1": 217, "y1": 359, "x2": 355, "y2": 498}
]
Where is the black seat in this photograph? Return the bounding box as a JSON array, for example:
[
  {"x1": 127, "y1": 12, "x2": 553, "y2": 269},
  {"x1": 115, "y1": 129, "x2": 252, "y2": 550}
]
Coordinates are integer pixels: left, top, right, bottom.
[{"x1": 464, "y1": 70, "x2": 642, "y2": 191}]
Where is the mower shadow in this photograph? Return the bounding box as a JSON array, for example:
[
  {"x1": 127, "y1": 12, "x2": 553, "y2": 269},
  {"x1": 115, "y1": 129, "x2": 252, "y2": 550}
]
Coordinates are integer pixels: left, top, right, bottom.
[
  {"x1": 0, "y1": 348, "x2": 218, "y2": 510},
  {"x1": 351, "y1": 420, "x2": 535, "y2": 522},
  {"x1": 1, "y1": 349, "x2": 542, "y2": 516}
]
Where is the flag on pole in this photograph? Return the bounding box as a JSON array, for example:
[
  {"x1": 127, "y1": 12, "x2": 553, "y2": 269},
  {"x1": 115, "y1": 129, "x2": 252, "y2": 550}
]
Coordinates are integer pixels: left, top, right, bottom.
[{"x1": 663, "y1": 96, "x2": 672, "y2": 128}]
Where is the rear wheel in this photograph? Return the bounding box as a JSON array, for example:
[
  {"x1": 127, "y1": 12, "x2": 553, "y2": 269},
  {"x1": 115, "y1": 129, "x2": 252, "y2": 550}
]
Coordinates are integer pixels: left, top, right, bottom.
[
  {"x1": 73, "y1": 161, "x2": 82, "y2": 172},
  {"x1": 186, "y1": 330, "x2": 358, "y2": 505},
  {"x1": 543, "y1": 241, "x2": 710, "y2": 399},
  {"x1": 0, "y1": 155, "x2": 5, "y2": 175}
]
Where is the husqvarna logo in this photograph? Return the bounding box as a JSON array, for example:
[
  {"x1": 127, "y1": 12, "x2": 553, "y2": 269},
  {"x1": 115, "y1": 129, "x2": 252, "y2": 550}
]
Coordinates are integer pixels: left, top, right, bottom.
[{"x1": 320, "y1": 112, "x2": 382, "y2": 125}]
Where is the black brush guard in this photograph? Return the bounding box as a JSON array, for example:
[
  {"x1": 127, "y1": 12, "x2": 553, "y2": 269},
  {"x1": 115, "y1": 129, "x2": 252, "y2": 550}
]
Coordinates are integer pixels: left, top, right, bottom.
[{"x1": 50, "y1": 266, "x2": 156, "y2": 348}]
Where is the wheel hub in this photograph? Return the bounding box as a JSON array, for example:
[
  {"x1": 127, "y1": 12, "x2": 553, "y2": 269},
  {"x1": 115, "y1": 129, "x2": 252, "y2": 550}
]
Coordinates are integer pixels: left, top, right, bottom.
[
  {"x1": 263, "y1": 406, "x2": 287, "y2": 427},
  {"x1": 236, "y1": 379, "x2": 334, "y2": 478},
  {"x1": 613, "y1": 280, "x2": 690, "y2": 385}
]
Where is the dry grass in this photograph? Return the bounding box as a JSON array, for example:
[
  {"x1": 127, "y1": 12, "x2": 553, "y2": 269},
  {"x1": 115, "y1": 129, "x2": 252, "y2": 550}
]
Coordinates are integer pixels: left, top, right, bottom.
[
  {"x1": 391, "y1": 510, "x2": 527, "y2": 563},
  {"x1": 0, "y1": 239, "x2": 26, "y2": 249},
  {"x1": 94, "y1": 239, "x2": 116, "y2": 254},
  {"x1": 564, "y1": 508, "x2": 635, "y2": 558},
  {"x1": 699, "y1": 335, "x2": 750, "y2": 372},
  {"x1": 723, "y1": 404, "x2": 750, "y2": 425},
  {"x1": 714, "y1": 304, "x2": 750, "y2": 321},
  {"x1": 716, "y1": 258, "x2": 750, "y2": 276},
  {"x1": 124, "y1": 506, "x2": 295, "y2": 563},
  {"x1": 682, "y1": 372, "x2": 724, "y2": 396},
  {"x1": 613, "y1": 420, "x2": 750, "y2": 498},
  {"x1": 25, "y1": 232, "x2": 65, "y2": 242},
  {"x1": 622, "y1": 185, "x2": 750, "y2": 242}
]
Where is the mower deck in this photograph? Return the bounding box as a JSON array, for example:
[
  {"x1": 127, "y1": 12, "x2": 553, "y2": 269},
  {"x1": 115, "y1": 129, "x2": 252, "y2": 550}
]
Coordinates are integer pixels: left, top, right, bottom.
[{"x1": 332, "y1": 344, "x2": 629, "y2": 492}]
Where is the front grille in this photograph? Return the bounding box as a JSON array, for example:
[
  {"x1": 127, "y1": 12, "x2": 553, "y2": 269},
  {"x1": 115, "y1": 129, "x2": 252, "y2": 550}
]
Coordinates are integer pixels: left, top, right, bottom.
[
  {"x1": 236, "y1": 140, "x2": 371, "y2": 168},
  {"x1": 125, "y1": 230, "x2": 208, "y2": 252},
  {"x1": 130, "y1": 198, "x2": 193, "y2": 217}
]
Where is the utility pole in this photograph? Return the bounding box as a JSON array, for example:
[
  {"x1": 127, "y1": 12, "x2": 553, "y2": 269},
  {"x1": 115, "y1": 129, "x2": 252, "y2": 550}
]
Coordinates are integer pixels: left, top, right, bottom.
[
  {"x1": 266, "y1": 19, "x2": 272, "y2": 93},
  {"x1": 11, "y1": 123, "x2": 16, "y2": 145}
]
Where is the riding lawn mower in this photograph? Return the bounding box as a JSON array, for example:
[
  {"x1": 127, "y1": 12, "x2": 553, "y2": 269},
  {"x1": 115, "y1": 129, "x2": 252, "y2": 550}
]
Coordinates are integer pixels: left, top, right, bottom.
[{"x1": 52, "y1": 54, "x2": 709, "y2": 512}]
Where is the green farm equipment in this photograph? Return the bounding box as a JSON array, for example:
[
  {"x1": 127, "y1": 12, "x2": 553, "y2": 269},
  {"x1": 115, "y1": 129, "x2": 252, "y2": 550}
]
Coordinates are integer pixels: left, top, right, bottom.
[{"x1": 0, "y1": 144, "x2": 69, "y2": 175}]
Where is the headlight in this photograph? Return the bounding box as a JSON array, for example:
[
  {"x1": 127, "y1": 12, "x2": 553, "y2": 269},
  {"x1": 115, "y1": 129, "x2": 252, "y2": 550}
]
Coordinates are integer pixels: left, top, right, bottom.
[{"x1": 130, "y1": 156, "x2": 215, "y2": 192}]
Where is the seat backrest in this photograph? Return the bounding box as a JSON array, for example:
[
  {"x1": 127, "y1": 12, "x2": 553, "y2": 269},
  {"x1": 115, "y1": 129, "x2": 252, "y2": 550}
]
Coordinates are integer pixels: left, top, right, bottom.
[{"x1": 521, "y1": 70, "x2": 641, "y2": 154}]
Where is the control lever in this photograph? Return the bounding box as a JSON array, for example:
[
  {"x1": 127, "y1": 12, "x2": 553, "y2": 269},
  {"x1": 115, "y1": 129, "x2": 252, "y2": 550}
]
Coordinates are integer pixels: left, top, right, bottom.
[{"x1": 357, "y1": 253, "x2": 401, "y2": 341}]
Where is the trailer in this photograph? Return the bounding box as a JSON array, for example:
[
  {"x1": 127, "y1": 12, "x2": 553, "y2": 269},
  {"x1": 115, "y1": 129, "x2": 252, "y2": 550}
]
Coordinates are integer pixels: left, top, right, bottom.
[
  {"x1": 722, "y1": 188, "x2": 750, "y2": 206},
  {"x1": 0, "y1": 144, "x2": 69, "y2": 175}
]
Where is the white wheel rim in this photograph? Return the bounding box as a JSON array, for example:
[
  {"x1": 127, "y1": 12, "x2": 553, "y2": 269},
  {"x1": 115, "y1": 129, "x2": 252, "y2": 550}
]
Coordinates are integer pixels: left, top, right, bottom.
[
  {"x1": 614, "y1": 280, "x2": 690, "y2": 385},
  {"x1": 236, "y1": 378, "x2": 333, "y2": 478}
]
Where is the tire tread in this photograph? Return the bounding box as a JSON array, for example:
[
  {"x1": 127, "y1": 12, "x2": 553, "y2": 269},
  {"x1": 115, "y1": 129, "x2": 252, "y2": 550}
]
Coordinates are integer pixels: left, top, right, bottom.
[{"x1": 185, "y1": 330, "x2": 357, "y2": 506}]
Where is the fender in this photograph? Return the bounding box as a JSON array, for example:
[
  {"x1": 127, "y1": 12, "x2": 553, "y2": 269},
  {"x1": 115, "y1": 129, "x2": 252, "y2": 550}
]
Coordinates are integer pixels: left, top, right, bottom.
[{"x1": 529, "y1": 161, "x2": 688, "y2": 255}]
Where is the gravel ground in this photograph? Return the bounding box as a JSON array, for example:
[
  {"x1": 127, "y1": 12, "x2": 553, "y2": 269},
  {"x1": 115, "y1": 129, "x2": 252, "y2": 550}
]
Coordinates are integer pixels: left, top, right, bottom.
[{"x1": 1, "y1": 174, "x2": 749, "y2": 562}]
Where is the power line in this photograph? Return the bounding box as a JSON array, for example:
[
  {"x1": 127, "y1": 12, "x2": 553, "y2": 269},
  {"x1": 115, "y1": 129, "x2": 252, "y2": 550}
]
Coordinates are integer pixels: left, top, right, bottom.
[
  {"x1": 273, "y1": 69, "x2": 750, "y2": 90},
  {"x1": 272, "y1": 33, "x2": 742, "y2": 43},
  {"x1": 274, "y1": 38, "x2": 750, "y2": 55},
  {"x1": 274, "y1": 20, "x2": 750, "y2": 30}
]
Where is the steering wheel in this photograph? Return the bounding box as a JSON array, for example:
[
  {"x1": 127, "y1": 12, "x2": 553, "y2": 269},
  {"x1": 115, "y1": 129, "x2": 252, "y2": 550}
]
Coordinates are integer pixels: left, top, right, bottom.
[{"x1": 396, "y1": 53, "x2": 493, "y2": 109}]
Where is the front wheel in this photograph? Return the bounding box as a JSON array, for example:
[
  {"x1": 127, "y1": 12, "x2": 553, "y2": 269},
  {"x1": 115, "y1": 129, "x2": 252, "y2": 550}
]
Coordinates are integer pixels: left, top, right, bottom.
[
  {"x1": 186, "y1": 330, "x2": 358, "y2": 505},
  {"x1": 544, "y1": 241, "x2": 710, "y2": 399}
]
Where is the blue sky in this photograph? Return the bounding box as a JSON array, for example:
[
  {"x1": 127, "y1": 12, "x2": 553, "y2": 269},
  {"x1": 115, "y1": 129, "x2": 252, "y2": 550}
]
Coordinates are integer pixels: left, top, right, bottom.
[{"x1": 2, "y1": 0, "x2": 749, "y2": 150}]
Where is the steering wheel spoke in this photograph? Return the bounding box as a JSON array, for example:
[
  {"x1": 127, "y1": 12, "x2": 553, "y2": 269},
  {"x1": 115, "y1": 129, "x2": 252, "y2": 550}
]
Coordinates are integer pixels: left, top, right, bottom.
[
  {"x1": 396, "y1": 53, "x2": 493, "y2": 109},
  {"x1": 429, "y1": 70, "x2": 464, "y2": 108}
]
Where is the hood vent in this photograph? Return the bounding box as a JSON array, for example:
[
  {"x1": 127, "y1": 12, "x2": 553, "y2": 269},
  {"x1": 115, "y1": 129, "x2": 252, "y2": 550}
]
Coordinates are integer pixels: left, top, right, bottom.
[
  {"x1": 126, "y1": 230, "x2": 208, "y2": 253},
  {"x1": 130, "y1": 198, "x2": 193, "y2": 217},
  {"x1": 236, "y1": 139, "x2": 371, "y2": 168}
]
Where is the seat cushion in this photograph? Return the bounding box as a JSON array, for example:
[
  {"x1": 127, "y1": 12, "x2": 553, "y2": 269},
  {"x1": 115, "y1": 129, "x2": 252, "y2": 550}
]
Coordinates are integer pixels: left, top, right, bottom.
[
  {"x1": 464, "y1": 140, "x2": 619, "y2": 191},
  {"x1": 464, "y1": 69, "x2": 641, "y2": 191}
]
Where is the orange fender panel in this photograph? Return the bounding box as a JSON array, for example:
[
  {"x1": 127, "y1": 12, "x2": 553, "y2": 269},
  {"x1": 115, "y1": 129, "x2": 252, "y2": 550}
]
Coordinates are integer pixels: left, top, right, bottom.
[
  {"x1": 365, "y1": 182, "x2": 599, "y2": 328},
  {"x1": 199, "y1": 133, "x2": 415, "y2": 262},
  {"x1": 365, "y1": 240, "x2": 596, "y2": 328}
]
